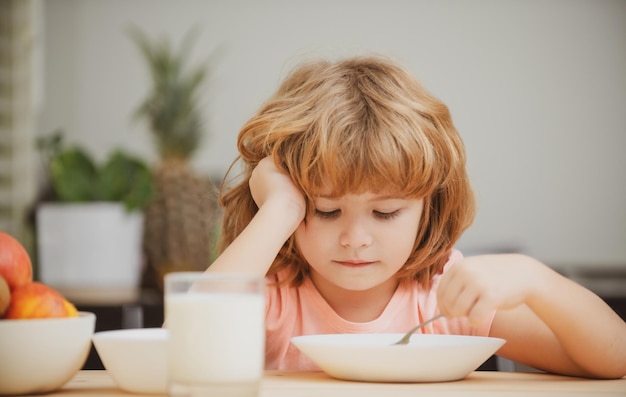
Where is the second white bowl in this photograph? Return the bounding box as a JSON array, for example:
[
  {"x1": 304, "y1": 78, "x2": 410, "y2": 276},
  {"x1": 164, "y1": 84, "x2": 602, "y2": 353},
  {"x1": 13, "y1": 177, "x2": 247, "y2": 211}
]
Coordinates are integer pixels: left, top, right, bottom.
[{"x1": 92, "y1": 328, "x2": 168, "y2": 394}]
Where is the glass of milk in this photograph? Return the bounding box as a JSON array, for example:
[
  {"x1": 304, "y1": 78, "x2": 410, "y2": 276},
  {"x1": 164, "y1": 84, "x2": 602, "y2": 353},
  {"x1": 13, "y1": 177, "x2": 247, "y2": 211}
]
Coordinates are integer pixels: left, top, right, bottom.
[{"x1": 164, "y1": 272, "x2": 265, "y2": 397}]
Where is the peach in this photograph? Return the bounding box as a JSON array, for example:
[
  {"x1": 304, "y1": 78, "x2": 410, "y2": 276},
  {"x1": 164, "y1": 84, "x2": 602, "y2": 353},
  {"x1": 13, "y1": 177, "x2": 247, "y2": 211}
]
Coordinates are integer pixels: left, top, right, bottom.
[
  {"x1": 0, "y1": 231, "x2": 33, "y2": 291},
  {"x1": 4, "y1": 282, "x2": 78, "y2": 319},
  {"x1": 0, "y1": 275, "x2": 9, "y2": 317}
]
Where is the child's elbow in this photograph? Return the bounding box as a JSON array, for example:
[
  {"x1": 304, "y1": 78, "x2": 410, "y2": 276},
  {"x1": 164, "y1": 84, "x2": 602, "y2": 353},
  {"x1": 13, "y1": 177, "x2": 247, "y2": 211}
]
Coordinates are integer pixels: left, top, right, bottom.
[
  {"x1": 581, "y1": 358, "x2": 626, "y2": 380},
  {"x1": 602, "y1": 363, "x2": 626, "y2": 380}
]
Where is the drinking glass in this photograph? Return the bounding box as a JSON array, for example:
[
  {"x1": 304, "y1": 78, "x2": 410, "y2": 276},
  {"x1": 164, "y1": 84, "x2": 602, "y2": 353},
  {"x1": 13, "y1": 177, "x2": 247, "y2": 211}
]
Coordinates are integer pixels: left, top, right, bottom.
[{"x1": 164, "y1": 272, "x2": 265, "y2": 397}]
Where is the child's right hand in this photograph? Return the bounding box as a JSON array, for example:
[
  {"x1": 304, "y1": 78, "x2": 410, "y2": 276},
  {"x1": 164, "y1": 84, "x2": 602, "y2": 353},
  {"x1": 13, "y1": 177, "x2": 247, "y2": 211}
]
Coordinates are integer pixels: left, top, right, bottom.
[
  {"x1": 206, "y1": 157, "x2": 306, "y2": 275},
  {"x1": 250, "y1": 157, "x2": 306, "y2": 222}
]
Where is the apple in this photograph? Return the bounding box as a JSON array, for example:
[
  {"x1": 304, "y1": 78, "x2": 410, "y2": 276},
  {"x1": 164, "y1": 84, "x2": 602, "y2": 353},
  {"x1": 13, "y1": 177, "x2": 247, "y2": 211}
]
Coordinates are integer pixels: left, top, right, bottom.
[
  {"x1": 4, "y1": 282, "x2": 78, "y2": 319},
  {"x1": 0, "y1": 231, "x2": 33, "y2": 291},
  {"x1": 0, "y1": 275, "x2": 9, "y2": 317}
]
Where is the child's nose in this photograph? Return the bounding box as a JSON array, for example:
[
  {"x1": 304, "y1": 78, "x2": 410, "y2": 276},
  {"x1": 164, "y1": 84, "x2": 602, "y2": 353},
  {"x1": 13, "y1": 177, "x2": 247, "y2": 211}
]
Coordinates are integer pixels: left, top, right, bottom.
[{"x1": 339, "y1": 219, "x2": 373, "y2": 248}]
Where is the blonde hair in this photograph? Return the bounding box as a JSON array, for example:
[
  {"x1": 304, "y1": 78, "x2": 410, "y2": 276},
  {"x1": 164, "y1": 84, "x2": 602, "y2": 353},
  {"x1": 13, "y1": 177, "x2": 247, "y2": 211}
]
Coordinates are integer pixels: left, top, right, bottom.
[{"x1": 218, "y1": 55, "x2": 475, "y2": 287}]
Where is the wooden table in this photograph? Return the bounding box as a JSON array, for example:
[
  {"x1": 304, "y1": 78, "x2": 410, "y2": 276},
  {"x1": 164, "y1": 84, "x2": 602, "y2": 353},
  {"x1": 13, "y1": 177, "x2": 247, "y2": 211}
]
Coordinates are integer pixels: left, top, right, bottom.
[{"x1": 21, "y1": 370, "x2": 626, "y2": 396}]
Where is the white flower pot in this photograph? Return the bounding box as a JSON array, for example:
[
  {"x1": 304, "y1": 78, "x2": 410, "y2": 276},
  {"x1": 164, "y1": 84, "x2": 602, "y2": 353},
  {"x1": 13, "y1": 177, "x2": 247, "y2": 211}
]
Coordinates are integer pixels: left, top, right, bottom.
[{"x1": 36, "y1": 203, "x2": 144, "y2": 304}]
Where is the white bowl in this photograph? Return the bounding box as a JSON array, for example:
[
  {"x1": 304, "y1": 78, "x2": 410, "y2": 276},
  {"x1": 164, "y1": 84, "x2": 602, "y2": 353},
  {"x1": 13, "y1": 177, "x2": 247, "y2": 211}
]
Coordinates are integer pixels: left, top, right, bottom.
[
  {"x1": 92, "y1": 328, "x2": 168, "y2": 394},
  {"x1": 0, "y1": 312, "x2": 96, "y2": 395},
  {"x1": 291, "y1": 333, "x2": 506, "y2": 382}
]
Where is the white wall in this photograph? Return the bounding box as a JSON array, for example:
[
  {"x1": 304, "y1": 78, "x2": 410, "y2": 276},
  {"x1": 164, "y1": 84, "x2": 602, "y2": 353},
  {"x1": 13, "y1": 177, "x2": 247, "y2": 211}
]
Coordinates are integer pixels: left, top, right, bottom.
[{"x1": 39, "y1": 0, "x2": 626, "y2": 269}]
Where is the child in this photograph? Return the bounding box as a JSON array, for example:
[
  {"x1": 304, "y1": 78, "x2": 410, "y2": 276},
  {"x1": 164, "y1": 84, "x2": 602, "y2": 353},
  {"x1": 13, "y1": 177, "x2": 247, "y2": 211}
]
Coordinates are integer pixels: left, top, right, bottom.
[{"x1": 208, "y1": 56, "x2": 626, "y2": 378}]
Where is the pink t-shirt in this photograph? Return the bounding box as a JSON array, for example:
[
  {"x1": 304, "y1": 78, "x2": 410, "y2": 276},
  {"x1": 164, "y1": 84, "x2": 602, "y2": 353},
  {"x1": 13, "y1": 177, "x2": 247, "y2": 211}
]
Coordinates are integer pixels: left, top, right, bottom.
[{"x1": 263, "y1": 249, "x2": 495, "y2": 370}]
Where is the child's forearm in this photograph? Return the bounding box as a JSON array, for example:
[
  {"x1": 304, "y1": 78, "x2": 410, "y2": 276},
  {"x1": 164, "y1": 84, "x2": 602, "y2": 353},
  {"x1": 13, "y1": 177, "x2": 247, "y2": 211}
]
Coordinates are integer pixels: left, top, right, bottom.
[
  {"x1": 205, "y1": 199, "x2": 303, "y2": 275},
  {"x1": 525, "y1": 258, "x2": 626, "y2": 378}
]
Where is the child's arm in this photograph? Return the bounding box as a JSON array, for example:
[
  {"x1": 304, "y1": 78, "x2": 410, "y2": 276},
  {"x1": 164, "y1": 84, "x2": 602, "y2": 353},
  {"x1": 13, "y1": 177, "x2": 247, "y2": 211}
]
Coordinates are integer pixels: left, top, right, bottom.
[
  {"x1": 437, "y1": 254, "x2": 626, "y2": 379},
  {"x1": 206, "y1": 157, "x2": 306, "y2": 275}
]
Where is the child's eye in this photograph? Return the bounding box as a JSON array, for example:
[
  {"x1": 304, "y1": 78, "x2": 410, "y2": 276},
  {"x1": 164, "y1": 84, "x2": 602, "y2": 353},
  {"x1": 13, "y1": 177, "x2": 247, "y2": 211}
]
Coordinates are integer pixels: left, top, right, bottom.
[
  {"x1": 314, "y1": 209, "x2": 340, "y2": 219},
  {"x1": 374, "y1": 210, "x2": 400, "y2": 220}
]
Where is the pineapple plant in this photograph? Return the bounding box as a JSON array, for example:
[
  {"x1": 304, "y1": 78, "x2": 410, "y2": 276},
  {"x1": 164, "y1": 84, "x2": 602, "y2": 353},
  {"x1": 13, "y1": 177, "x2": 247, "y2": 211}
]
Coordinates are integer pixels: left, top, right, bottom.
[{"x1": 129, "y1": 27, "x2": 219, "y2": 290}]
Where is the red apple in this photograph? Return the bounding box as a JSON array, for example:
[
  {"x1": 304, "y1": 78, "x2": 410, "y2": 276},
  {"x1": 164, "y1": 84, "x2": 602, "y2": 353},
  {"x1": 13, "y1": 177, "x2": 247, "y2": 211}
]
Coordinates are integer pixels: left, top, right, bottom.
[
  {"x1": 0, "y1": 231, "x2": 33, "y2": 291},
  {"x1": 4, "y1": 282, "x2": 78, "y2": 319}
]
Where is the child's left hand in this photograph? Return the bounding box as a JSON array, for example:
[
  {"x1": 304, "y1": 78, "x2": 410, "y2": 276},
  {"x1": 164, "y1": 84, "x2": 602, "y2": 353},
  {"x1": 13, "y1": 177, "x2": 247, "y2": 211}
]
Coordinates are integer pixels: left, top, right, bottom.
[{"x1": 436, "y1": 254, "x2": 543, "y2": 326}]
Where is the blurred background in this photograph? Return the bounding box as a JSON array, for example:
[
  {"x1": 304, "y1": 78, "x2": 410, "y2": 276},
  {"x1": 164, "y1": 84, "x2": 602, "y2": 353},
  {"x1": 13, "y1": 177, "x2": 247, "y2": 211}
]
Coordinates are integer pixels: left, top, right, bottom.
[{"x1": 1, "y1": 0, "x2": 625, "y2": 286}]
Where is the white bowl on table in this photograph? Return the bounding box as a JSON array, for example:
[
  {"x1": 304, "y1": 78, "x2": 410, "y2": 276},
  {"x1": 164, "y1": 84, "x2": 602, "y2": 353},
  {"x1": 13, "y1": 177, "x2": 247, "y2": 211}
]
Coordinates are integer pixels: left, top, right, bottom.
[
  {"x1": 291, "y1": 333, "x2": 506, "y2": 383},
  {"x1": 92, "y1": 327, "x2": 168, "y2": 394},
  {"x1": 0, "y1": 312, "x2": 96, "y2": 396}
]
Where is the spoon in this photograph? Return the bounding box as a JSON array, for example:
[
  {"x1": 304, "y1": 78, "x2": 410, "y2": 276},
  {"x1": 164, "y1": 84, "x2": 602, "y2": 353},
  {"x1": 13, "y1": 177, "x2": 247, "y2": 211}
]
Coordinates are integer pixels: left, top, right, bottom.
[{"x1": 392, "y1": 314, "x2": 444, "y2": 345}]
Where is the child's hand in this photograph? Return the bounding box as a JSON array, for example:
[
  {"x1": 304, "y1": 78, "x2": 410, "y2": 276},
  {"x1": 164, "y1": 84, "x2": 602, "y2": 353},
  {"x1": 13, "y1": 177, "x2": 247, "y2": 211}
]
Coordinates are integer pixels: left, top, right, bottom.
[
  {"x1": 206, "y1": 157, "x2": 307, "y2": 275},
  {"x1": 436, "y1": 254, "x2": 542, "y2": 326},
  {"x1": 250, "y1": 157, "x2": 306, "y2": 221}
]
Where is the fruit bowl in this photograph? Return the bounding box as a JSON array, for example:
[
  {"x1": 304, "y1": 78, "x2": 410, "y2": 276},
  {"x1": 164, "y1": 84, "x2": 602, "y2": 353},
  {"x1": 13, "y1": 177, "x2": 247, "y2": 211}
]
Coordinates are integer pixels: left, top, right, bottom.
[
  {"x1": 92, "y1": 328, "x2": 168, "y2": 394},
  {"x1": 0, "y1": 311, "x2": 96, "y2": 395}
]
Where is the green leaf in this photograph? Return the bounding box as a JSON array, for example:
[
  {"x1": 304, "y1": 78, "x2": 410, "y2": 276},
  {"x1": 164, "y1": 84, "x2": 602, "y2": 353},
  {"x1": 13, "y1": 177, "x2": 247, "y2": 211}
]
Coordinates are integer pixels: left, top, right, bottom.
[
  {"x1": 100, "y1": 150, "x2": 155, "y2": 211},
  {"x1": 50, "y1": 147, "x2": 99, "y2": 202}
]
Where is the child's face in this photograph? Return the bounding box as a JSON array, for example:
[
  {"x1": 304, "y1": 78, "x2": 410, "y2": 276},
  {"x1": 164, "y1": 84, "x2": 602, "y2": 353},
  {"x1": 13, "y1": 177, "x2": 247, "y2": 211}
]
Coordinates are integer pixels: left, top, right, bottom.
[{"x1": 294, "y1": 191, "x2": 423, "y2": 293}]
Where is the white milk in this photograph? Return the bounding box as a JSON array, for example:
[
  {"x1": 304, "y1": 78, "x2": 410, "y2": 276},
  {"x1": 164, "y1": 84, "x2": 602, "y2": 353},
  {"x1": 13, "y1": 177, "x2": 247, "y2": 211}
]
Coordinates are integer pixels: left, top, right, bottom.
[{"x1": 166, "y1": 293, "x2": 265, "y2": 384}]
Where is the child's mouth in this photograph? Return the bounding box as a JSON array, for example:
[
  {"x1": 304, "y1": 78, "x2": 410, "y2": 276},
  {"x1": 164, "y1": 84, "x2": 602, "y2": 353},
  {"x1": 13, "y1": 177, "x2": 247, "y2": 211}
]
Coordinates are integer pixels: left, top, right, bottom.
[{"x1": 334, "y1": 260, "x2": 375, "y2": 268}]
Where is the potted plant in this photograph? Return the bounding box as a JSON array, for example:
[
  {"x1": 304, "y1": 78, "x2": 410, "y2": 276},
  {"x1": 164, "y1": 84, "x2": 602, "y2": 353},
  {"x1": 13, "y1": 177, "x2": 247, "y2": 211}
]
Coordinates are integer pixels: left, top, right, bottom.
[{"x1": 34, "y1": 131, "x2": 154, "y2": 303}]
